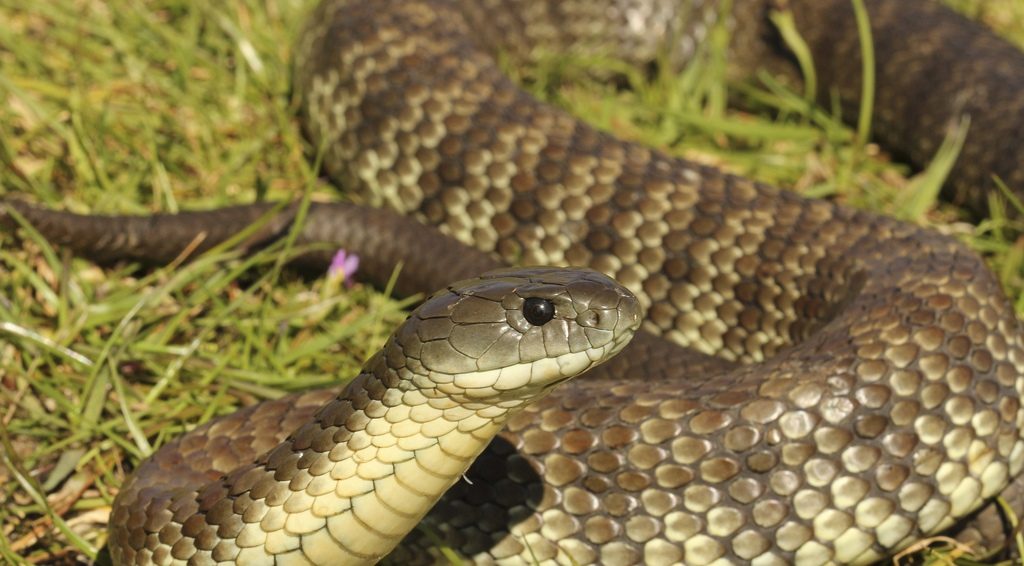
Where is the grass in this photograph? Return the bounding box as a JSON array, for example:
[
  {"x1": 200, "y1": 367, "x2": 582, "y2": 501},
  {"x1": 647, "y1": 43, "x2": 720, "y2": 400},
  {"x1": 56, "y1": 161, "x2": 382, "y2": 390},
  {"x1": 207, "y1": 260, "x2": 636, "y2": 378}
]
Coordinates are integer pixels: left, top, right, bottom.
[{"x1": 0, "y1": 0, "x2": 1023, "y2": 563}]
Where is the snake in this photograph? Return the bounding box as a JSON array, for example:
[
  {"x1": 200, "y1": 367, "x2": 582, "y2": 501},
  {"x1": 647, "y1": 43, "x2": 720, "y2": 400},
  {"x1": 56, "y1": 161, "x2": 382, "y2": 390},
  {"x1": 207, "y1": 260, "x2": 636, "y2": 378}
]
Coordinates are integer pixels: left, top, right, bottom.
[
  {"x1": 4, "y1": 0, "x2": 1024, "y2": 564},
  {"x1": 104, "y1": 265, "x2": 641, "y2": 565}
]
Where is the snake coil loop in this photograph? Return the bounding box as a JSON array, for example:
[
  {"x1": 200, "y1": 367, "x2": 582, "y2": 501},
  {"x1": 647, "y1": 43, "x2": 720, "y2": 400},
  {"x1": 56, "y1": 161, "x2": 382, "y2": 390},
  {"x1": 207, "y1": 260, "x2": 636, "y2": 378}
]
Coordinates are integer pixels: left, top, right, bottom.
[
  {"x1": 108, "y1": 267, "x2": 640, "y2": 565},
  {"x1": 3, "y1": 0, "x2": 1022, "y2": 564}
]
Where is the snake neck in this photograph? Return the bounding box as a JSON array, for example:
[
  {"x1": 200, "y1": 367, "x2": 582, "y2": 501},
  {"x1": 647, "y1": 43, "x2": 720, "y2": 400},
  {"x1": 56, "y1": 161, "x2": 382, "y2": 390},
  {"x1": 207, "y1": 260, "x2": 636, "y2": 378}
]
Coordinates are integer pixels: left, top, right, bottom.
[{"x1": 220, "y1": 351, "x2": 513, "y2": 565}]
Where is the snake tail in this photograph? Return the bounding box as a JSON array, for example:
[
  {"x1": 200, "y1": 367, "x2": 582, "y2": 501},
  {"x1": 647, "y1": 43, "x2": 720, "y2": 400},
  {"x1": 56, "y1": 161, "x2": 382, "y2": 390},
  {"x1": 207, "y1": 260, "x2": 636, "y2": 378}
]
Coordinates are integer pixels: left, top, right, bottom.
[{"x1": 0, "y1": 199, "x2": 499, "y2": 297}]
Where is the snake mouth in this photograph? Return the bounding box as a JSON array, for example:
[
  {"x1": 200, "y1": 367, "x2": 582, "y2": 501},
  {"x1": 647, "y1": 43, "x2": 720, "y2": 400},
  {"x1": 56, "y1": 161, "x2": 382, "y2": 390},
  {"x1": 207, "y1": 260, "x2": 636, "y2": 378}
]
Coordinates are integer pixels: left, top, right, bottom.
[
  {"x1": 543, "y1": 372, "x2": 577, "y2": 390},
  {"x1": 543, "y1": 334, "x2": 635, "y2": 391}
]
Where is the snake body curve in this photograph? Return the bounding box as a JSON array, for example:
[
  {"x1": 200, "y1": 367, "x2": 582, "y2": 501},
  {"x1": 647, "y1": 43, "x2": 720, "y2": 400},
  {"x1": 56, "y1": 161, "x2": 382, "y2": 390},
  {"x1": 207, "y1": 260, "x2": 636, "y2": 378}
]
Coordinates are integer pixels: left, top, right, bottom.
[
  {"x1": 295, "y1": 1, "x2": 1024, "y2": 563},
  {"x1": 4, "y1": 0, "x2": 1024, "y2": 565},
  {"x1": 106, "y1": 267, "x2": 641, "y2": 564}
]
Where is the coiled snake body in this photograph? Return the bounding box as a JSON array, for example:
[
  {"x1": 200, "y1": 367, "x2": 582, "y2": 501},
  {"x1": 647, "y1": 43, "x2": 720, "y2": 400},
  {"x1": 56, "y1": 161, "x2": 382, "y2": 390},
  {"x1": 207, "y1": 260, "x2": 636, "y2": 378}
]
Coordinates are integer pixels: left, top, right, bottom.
[
  {"x1": 293, "y1": 2, "x2": 1024, "y2": 561},
  {"x1": 4, "y1": 0, "x2": 1024, "y2": 565},
  {"x1": 106, "y1": 267, "x2": 641, "y2": 565}
]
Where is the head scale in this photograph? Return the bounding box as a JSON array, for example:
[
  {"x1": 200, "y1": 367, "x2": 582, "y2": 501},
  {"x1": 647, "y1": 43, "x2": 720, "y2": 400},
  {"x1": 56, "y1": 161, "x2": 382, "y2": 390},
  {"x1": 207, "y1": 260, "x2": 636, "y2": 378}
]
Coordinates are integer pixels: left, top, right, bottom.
[{"x1": 387, "y1": 267, "x2": 641, "y2": 405}]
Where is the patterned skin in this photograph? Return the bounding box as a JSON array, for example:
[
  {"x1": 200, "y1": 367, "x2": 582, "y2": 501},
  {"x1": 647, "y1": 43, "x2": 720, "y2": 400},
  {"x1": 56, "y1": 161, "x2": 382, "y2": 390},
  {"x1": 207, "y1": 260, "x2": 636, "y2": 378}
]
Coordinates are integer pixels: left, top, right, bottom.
[{"x1": 3, "y1": 0, "x2": 1024, "y2": 564}]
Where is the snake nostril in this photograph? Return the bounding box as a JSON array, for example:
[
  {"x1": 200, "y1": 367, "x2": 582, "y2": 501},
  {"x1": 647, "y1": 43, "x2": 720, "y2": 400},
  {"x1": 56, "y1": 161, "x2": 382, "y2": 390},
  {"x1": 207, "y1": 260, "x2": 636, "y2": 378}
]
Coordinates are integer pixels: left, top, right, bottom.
[{"x1": 579, "y1": 310, "x2": 601, "y2": 327}]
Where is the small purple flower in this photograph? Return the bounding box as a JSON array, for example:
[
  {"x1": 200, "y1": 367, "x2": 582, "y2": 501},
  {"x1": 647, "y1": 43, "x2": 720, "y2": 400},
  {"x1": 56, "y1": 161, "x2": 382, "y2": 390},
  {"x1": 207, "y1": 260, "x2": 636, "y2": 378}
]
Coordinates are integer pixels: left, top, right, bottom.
[{"x1": 328, "y1": 249, "x2": 360, "y2": 287}]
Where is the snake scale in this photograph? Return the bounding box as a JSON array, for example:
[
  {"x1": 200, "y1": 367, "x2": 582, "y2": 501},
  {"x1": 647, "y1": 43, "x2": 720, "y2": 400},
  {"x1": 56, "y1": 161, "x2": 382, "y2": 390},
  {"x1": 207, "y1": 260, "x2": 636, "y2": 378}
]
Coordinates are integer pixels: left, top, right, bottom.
[{"x1": 5, "y1": 0, "x2": 1024, "y2": 564}]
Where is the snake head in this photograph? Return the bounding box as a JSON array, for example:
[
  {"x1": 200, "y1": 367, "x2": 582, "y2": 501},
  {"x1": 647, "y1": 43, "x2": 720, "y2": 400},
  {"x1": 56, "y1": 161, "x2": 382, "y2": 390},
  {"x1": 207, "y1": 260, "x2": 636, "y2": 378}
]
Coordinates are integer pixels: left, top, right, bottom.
[{"x1": 390, "y1": 266, "x2": 641, "y2": 405}]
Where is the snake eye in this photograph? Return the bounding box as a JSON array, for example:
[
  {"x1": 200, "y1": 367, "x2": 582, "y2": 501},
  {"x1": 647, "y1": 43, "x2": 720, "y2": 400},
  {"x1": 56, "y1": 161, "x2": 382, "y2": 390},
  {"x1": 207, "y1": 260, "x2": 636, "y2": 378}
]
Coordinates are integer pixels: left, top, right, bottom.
[{"x1": 523, "y1": 297, "x2": 555, "y2": 326}]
